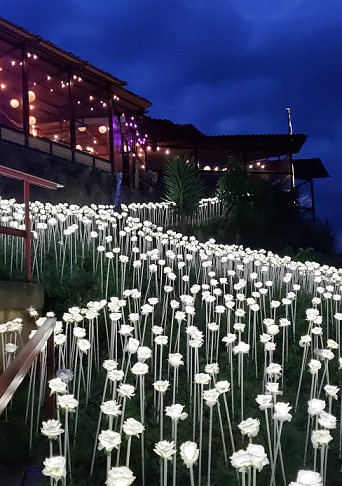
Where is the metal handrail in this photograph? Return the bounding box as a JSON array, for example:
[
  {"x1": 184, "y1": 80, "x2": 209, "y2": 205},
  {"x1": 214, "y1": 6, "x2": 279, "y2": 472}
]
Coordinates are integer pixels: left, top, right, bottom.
[{"x1": 0, "y1": 317, "x2": 56, "y2": 415}]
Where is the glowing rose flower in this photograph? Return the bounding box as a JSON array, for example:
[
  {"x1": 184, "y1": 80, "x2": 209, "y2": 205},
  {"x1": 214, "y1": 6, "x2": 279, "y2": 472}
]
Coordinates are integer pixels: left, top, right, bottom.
[
  {"x1": 318, "y1": 411, "x2": 336, "y2": 429},
  {"x1": 272, "y1": 402, "x2": 292, "y2": 422},
  {"x1": 324, "y1": 384, "x2": 339, "y2": 400},
  {"x1": 246, "y1": 443, "x2": 269, "y2": 471},
  {"x1": 56, "y1": 369, "x2": 73, "y2": 382},
  {"x1": 311, "y1": 429, "x2": 333, "y2": 448},
  {"x1": 118, "y1": 384, "x2": 135, "y2": 399},
  {"x1": 308, "y1": 399, "x2": 326, "y2": 416},
  {"x1": 289, "y1": 469, "x2": 322, "y2": 486},
  {"x1": 308, "y1": 359, "x2": 321, "y2": 375},
  {"x1": 5, "y1": 343, "x2": 17, "y2": 353},
  {"x1": 98, "y1": 430, "x2": 121, "y2": 452},
  {"x1": 168, "y1": 353, "x2": 184, "y2": 368},
  {"x1": 101, "y1": 400, "x2": 122, "y2": 417},
  {"x1": 260, "y1": 333, "x2": 271, "y2": 343},
  {"x1": 279, "y1": 318, "x2": 291, "y2": 328},
  {"x1": 180, "y1": 441, "x2": 199, "y2": 468},
  {"x1": 165, "y1": 403, "x2": 188, "y2": 421},
  {"x1": 106, "y1": 466, "x2": 136, "y2": 486},
  {"x1": 154, "y1": 440, "x2": 176, "y2": 460},
  {"x1": 263, "y1": 318, "x2": 275, "y2": 328},
  {"x1": 238, "y1": 418, "x2": 260, "y2": 437},
  {"x1": 155, "y1": 335, "x2": 168, "y2": 346},
  {"x1": 54, "y1": 334, "x2": 66, "y2": 346},
  {"x1": 119, "y1": 325, "x2": 134, "y2": 337},
  {"x1": 215, "y1": 380, "x2": 230, "y2": 394},
  {"x1": 41, "y1": 419, "x2": 64, "y2": 439},
  {"x1": 205, "y1": 363, "x2": 219, "y2": 375},
  {"x1": 203, "y1": 389, "x2": 220, "y2": 407},
  {"x1": 122, "y1": 418, "x2": 144, "y2": 437},
  {"x1": 73, "y1": 327, "x2": 86, "y2": 338},
  {"x1": 153, "y1": 380, "x2": 170, "y2": 393},
  {"x1": 207, "y1": 322, "x2": 219, "y2": 332},
  {"x1": 327, "y1": 339, "x2": 338, "y2": 349},
  {"x1": 233, "y1": 342, "x2": 250, "y2": 354},
  {"x1": 255, "y1": 394, "x2": 273, "y2": 410},
  {"x1": 137, "y1": 346, "x2": 152, "y2": 362},
  {"x1": 230, "y1": 449, "x2": 252, "y2": 471},
  {"x1": 234, "y1": 323, "x2": 245, "y2": 333},
  {"x1": 42, "y1": 456, "x2": 66, "y2": 481},
  {"x1": 266, "y1": 384, "x2": 281, "y2": 399},
  {"x1": 222, "y1": 333, "x2": 237, "y2": 345},
  {"x1": 131, "y1": 362, "x2": 149, "y2": 375},
  {"x1": 299, "y1": 335, "x2": 311, "y2": 347},
  {"x1": 103, "y1": 359, "x2": 118, "y2": 371},
  {"x1": 267, "y1": 324, "x2": 280, "y2": 336},
  {"x1": 57, "y1": 394, "x2": 79, "y2": 411},
  {"x1": 194, "y1": 373, "x2": 211, "y2": 385},
  {"x1": 126, "y1": 338, "x2": 140, "y2": 354},
  {"x1": 77, "y1": 338, "x2": 91, "y2": 354},
  {"x1": 265, "y1": 363, "x2": 282, "y2": 378},
  {"x1": 152, "y1": 326, "x2": 163, "y2": 335},
  {"x1": 49, "y1": 377, "x2": 67, "y2": 395},
  {"x1": 321, "y1": 349, "x2": 334, "y2": 360}
]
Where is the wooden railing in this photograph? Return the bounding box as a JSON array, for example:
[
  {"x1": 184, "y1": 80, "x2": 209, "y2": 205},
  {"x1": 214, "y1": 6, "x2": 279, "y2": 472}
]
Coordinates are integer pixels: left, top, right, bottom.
[{"x1": 0, "y1": 317, "x2": 56, "y2": 415}]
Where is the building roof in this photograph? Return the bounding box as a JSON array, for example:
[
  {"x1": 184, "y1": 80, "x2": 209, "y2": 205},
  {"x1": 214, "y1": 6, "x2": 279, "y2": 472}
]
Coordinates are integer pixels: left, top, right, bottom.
[
  {"x1": 138, "y1": 116, "x2": 307, "y2": 160},
  {"x1": 293, "y1": 158, "x2": 329, "y2": 179},
  {"x1": 0, "y1": 16, "x2": 152, "y2": 113}
]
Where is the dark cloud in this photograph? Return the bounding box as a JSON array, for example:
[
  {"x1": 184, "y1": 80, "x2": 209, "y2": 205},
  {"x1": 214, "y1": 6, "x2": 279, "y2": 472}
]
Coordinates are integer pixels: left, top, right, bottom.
[{"x1": 1, "y1": 0, "x2": 342, "y2": 247}]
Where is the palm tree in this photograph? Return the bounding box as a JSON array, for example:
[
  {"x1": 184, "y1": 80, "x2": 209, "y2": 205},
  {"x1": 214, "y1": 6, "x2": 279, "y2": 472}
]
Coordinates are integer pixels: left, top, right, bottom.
[{"x1": 163, "y1": 155, "x2": 204, "y2": 232}]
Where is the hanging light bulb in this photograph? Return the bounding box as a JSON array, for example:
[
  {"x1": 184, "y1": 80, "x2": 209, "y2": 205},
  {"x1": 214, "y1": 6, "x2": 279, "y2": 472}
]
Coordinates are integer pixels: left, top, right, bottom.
[
  {"x1": 10, "y1": 99, "x2": 19, "y2": 108},
  {"x1": 29, "y1": 116, "x2": 36, "y2": 126},
  {"x1": 76, "y1": 144, "x2": 82, "y2": 150},
  {"x1": 203, "y1": 166, "x2": 211, "y2": 171},
  {"x1": 98, "y1": 125, "x2": 107, "y2": 134},
  {"x1": 28, "y1": 90, "x2": 36, "y2": 102}
]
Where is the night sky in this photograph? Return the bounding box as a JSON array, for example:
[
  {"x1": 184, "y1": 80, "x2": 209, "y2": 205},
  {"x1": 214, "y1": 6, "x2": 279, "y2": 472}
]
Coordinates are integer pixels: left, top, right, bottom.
[{"x1": 2, "y1": 1, "x2": 342, "y2": 248}]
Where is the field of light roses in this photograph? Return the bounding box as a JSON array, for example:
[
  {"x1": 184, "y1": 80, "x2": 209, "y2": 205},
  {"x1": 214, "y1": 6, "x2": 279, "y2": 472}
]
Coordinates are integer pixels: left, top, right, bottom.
[{"x1": 0, "y1": 196, "x2": 341, "y2": 486}]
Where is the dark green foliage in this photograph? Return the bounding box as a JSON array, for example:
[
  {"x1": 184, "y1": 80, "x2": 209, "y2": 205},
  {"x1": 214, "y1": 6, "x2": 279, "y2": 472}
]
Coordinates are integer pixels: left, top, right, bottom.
[{"x1": 163, "y1": 155, "x2": 205, "y2": 222}]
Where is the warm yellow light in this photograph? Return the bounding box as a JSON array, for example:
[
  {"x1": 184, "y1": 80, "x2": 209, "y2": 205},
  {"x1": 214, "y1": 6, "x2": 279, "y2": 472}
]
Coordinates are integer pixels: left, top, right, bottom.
[
  {"x1": 261, "y1": 165, "x2": 265, "y2": 169},
  {"x1": 98, "y1": 125, "x2": 107, "y2": 134},
  {"x1": 166, "y1": 149, "x2": 170, "y2": 154},
  {"x1": 76, "y1": 144, "x2": 82, "y2": 150},
  {"x1": 256, "y1": 162, "x2": 260, "y2": 166},
  {"x1": 89, "y1": 95, "x2": 94, "y2": 101},
  {"x1": 1, "y1": 83, "x2": 6, "y2": 90},
  {"x1": 10, "y1": 99, "x2": 19, "y2": 108},
  {"x1": 249, "y1": 164, "x2": 253, "y2": 169},
  {"x1": 141, "y1": 164, "x2": 145, "y2": 169},
  {"x1": 30, "y1": 105, "x2": 34, "y2": 110},
  {"x1": 77, "y1": 126, "x2": 87, "y2": 132},
  {"x1": 47, "y1": 76, "x2": 51, "y2": 81},
  {"x1": 156, "y1": 147, "x2": 160, "y2": 151},
  {"x1": 29, "y1": 116, "x2": 36, "y2": 126},
  {"x1": 203, "y1": 166, "x2": 211, "y2": 171},
  {"x1": 28, "y1": 90, "x2": 36, "y2": 102},
  {"x1": 214, "y1": 167, "x2": 218, "y2": 171},
  {"x1": 147, "y1": 146, "x2": 151, "y2": 151}
]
